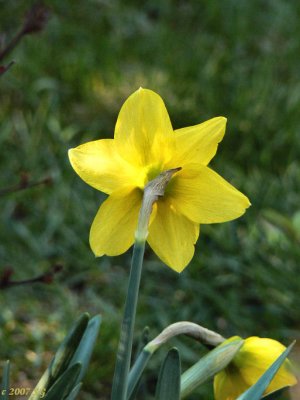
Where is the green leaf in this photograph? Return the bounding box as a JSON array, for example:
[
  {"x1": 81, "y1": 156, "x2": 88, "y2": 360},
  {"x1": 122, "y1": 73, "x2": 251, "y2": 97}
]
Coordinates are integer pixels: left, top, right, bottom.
[
  {"x1": 64, "y1": 383, "x2": 82, "y2": 400},
  {"x1": 134, "y1": 326, "x2": 150, "y2": 362},
  {"x1": 155, "y1": 348, "x2": 181, "y2": 400},
  {"x1": 29, "y1": 313, "x2": 89, "y2": 400},
  {"x1": 43, "y1": 363, "x2": 81, "y2": 400},
  {"x1": 262, "y1": 209, "x2": 300, "y2": 243},
  {"x1": 50, "y1": 313, "x2": 89, "y2": 381},
  {"x1": 181, "y1": 339, "x2": 244, "y2": 398},
  {"x1": 70, "y1": 315, "x2": 101, "y2": 384},
  {"x1": 236, "y1": 342, "x2": 295, "y2": 400},
  {"x1": 128, "y1": 348, "x2": 152, "y2": 400},
  {"x1": 128, "y1": 327, "x2": 151, "y2": 400},
  {"x1": 1, "y1": 360, "x2": 10, "y2": 400}
]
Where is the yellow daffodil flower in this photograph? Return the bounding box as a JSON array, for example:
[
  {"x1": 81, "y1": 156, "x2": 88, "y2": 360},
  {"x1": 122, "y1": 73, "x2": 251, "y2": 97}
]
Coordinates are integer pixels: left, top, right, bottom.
[
  {"x1": 214, "y1": 336, "x2": 297, "y2": 400},
  {"x1": 68, "y1": 88, "x2": 250, "y2": 272}
]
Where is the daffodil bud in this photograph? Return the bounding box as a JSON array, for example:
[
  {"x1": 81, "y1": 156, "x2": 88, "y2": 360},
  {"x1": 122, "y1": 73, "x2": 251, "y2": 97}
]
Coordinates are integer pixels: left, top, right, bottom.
[{"x1": 214, "y1": 336, "x2": 297, "y2": 400}]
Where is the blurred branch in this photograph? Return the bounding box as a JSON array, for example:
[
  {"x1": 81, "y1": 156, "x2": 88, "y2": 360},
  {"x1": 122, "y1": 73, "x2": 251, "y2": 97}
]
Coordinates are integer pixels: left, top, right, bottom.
[
  {"x1": 0, "y1": 2, "x2": 50, "y2": 75},
  {"x1": 0, "y1": 29, "x2": 24, "y2": 62},
  {"x1": 0, "y1": 173, "x2": 53, "y2": 197},
  {"x1": 0, "y1": 264, "x2": 63, "y2": 290},
  {"x1": 0, "y1": 60, "x2": 15, "y2": 76}
]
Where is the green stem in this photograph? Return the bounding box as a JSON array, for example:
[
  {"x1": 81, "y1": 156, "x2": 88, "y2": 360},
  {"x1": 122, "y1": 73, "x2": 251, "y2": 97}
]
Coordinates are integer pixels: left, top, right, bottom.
[
  {"x1": 111, "y1": 239, "x2": 146, "y2": 400},
  {"x1": 111, "y1": 167, "x2": 181, "y2": 400}
]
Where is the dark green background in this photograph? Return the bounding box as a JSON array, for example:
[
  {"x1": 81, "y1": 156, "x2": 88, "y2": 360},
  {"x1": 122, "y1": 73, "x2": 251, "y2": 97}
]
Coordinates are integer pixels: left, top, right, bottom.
[{"x1": 1, "y1": 1, "x2": 299, "y2": 399}]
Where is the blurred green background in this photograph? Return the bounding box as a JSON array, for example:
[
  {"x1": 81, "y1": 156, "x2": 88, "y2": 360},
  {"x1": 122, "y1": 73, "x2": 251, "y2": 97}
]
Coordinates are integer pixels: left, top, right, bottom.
[{"x1": 1, "y1": 0, "x2": 300, "y2": 399}]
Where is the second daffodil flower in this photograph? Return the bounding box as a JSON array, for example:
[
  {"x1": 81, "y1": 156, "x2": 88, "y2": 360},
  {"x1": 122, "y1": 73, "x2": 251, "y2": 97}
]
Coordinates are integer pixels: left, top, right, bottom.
[
  {"x1": 214, "y1": 336, "x2": 297, "y2": 400},
  {"x1": 68, "y1": 88, "x2": 250, "y2": 272}
]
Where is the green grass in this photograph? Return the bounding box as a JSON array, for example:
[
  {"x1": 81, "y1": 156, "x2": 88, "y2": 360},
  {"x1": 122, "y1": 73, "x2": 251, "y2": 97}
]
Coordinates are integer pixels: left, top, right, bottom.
[{"x1": 1, "y1": 0, "x2": 300, "y2": 399}]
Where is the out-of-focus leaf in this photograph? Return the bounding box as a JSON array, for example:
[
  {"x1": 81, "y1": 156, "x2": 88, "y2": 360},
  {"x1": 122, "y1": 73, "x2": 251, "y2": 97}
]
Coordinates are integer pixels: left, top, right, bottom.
[
  {"x1": 29, "y1": 313, "x2": 89, "y2": 400},
  {"x1": 292, "y1": 210, "x2": 300, "y2": 235},
  {"x1": 70, "y1": 314, "x2": 101, "y2": 383},
  {"x1": 50, "y1": 313, "x2": 89, "y2": 380},
  {"x1": 262, "y1": 209, "x2": 300, "y2": 244},
  {"x1": 43, "y1": 363, "x2": 81, "y2": 400},
  {"x1": 64, "y1": 383, "x2": 82, "y2": 400},
  {"x1": 0, "y1": 360, "x2": 10, "y2": 400}
]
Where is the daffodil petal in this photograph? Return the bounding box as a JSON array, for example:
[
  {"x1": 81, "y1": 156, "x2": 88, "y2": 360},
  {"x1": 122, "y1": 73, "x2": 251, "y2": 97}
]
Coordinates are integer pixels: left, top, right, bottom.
[
  {"x1": 68, "y1": 139, "x2": 142, "y2": 194},
  {"x1": 170, "y1": 165, "x2": 251, "y2": 223},
  {"x1": 90, "y1": 188, "x2": 142, "y2": 256},
  {"x1": 172, "y1": 117, "x2": 227, "y2": 167},
  {"x1": 114, "y1": 88, "x2": 175, "y2": 168},
  {"x1": 214, "y1": 369, "x2": 249, "y2": 400},
  {"x1": 236, "y1": 337, "x2": 297, "y2": 396},
  {"x1": 147, "y1": 198, "x2": 199, "y2": 272}
]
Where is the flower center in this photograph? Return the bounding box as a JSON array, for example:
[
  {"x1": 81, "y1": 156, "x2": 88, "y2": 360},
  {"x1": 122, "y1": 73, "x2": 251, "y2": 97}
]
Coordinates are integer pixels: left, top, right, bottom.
[
  {"x1": 145, "y1": 165, "x2": 181, "y2": 196},
  {"x1": 146, "y1": 165, "x2": 163, "y2": 183}
]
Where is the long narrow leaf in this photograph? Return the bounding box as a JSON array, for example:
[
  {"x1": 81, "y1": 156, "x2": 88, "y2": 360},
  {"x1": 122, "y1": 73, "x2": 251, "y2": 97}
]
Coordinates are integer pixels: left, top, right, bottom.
[
  {"x1": 0, "y1": 360, "x2": 10, "y2": 400},
  {"x1": 128, "y1": 349, "x2": 152, "y2": 399},
  {"x1": 43, "y1": 363, "x2": 81, "y2": 400},
  {"x1": 155, "y1": 348, "x2": 181, "y2": 400},
  {"x1": 128, "y1": 327, "x2": 151, "y2": 400},
  {"x1": 65, "y1": 383, "x2": 82, "y2": 400},
  {"x1": 237, "y1": 342, "x2": 295, "y2": 400},
  {"x1": 70, "y1": 315, "x2": 101, "y2": 383},
  {"x1": 181, "y1": 339, "x2": 244, "y2": 398},
  {"x1": 50, "y1": 313, "x2": 89, "y2": 380},
  {"x1": 29, "y1": 313, "x2": 89, "y2": 400}
]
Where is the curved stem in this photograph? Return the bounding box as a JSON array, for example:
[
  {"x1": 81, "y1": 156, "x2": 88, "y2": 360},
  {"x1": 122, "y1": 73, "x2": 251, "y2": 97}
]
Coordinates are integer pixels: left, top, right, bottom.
[{"x1": 127, "y1": 321, "x2": 225, "y2": 398}]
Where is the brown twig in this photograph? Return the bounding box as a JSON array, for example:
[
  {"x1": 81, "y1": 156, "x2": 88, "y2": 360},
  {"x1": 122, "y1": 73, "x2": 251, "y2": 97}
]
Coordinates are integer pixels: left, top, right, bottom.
[
  {"x1": 0, "y1": 60, "x2": 15, "y2": 76},
  {"x1": 0, "y1": 264, "x2": 63, "y2": 289},
  {"x1": 0, "y1": 174, "x2": 53, "y2": 197},
  {"x1": 0, "y1": 2, "x2": 50, "y2": 66},
  {"x1": 0, "y1": 30, "x2": 23, "y2": 62}
]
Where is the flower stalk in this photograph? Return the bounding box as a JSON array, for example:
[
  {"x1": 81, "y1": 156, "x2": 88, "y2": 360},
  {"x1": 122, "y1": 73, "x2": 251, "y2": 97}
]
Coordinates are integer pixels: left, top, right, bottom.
[
  {"x1": 146, "y1": 321, "x2": 225, "y2": 352},
  {"x1": 111, "y1": 168, "x2": 181, "y2": 400},
  {"x1": 135, "y1": 167, "x2": 181, "y2": 242},
  {"x1": 127, "y1": 321, "x2": 225, "y2": 398}
]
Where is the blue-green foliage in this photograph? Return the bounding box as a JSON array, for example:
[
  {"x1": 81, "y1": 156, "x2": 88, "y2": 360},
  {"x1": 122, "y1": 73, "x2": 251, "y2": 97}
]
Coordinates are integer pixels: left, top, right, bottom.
[
  {"x1": 155, "y1": 348, "x2": 181, "y2": 400},
  {"x1": 0, "y1": 1, "x2": 299, "y2": 399},
  {"x1": 0, "y1": 361, "x2": 10, "y2": 400}
]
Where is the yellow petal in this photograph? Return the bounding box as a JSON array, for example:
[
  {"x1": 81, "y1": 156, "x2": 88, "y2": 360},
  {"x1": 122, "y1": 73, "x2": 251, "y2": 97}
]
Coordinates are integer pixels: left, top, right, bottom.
[
  {"x1": 69, "y1": 139, "x2": 143, "y2": 194},
  {"x1": 236, "y1": 337, "x2": 297, "y2": 396},
  {"x1": 169, "y1": 165, "x2": 251, "y2": 223},
  {"x1": 147, "y1": 198, "x2": 200, "y2": 272},
  {"x1": 214, "y1": 369, "x2": 249, "y2": 400},
  {"x1": 172, "y1": 117, "x2": 227, "y2": 167},
  {"x1": 90, "y1": 188, "x2": 142, "y2": 256},
  {"x1": 114, "y1": 88, "x2": 175, "y2": 168}
]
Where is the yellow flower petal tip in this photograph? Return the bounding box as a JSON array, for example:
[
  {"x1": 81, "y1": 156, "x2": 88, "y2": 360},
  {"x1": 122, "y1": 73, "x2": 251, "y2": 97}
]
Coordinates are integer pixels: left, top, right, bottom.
[
  {"x1": 214, "y1": 336, "x2": 298, "y2": 400},
  {"x1": 68, "y1": 88, "x2": 250, "y2": 271}
]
